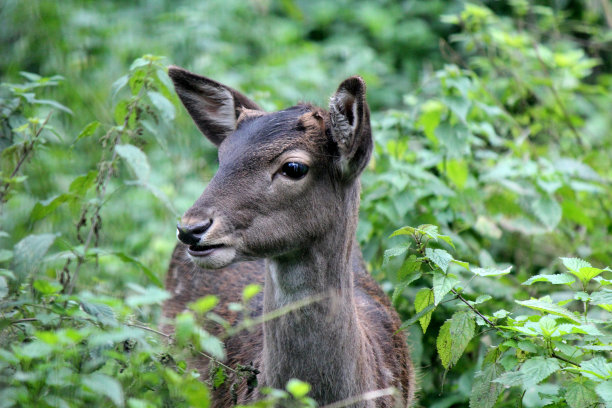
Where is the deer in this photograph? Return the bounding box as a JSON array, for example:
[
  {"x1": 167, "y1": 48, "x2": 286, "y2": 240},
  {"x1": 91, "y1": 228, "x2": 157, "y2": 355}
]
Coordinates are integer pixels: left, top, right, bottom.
[{"x1": 162, "y1": 66, "x2": 416, "y2": 407}]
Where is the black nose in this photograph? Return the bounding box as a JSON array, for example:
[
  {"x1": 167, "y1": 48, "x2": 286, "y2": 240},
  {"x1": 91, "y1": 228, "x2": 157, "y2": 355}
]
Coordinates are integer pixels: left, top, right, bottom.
[{"x1": 177, "y1": 220, "x2": 213, "y2": 246}]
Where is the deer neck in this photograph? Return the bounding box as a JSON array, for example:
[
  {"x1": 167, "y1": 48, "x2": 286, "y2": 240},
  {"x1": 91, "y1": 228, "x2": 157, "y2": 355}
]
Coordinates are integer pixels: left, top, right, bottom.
[{"x1": 261, "y1": 184, "x2": 371, "y2": 403}]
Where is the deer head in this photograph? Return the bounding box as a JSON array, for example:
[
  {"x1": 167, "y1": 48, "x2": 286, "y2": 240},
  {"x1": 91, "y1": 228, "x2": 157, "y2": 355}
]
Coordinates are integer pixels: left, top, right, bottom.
[{"x1": 169, "y1": 66, "x2": 372, "y2": 269}]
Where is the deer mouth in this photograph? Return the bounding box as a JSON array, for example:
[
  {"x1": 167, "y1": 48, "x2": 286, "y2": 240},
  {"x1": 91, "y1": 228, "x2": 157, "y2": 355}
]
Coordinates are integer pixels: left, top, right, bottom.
[{"x1": 187, "y1": 243, "x2": 225, "y2": 257}]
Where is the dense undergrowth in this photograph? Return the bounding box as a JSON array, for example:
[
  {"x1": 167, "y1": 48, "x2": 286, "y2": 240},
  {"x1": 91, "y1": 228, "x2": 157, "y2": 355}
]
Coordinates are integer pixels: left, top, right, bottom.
[{"x1": 1, "y1": 1, "x2": 611, "y2": 407}]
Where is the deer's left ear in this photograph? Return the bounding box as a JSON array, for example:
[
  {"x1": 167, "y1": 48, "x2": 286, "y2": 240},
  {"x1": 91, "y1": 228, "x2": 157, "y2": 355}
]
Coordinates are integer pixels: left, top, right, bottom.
[{"x1": 329, "y1": 76, "x2": 372, "y2": 180}]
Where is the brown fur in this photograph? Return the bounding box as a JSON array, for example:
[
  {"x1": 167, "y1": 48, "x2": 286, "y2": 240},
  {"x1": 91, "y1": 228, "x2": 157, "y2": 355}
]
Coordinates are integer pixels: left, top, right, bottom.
[{"x1": 163, "y1": 66, "x2": 416, "y2": 407}]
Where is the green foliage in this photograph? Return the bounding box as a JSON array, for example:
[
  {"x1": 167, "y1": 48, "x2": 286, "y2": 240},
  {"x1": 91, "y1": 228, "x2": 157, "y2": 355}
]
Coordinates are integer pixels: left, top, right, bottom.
[
  {"x1": 389, "y1": 223, "x2": 612, "y2": 407},
  {"x1": 1, "y1": 0, "x2": 611, "y2": 407}
]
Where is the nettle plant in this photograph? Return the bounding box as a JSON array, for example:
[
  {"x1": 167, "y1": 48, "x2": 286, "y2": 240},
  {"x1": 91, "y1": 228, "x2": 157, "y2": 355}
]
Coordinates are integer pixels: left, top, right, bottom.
[
  {"x1": 387, "y1": 224, "x2": 612, "y2": 408},
  {"x1": 0, "y1": 56, "x2": 214, "y2": 408}
]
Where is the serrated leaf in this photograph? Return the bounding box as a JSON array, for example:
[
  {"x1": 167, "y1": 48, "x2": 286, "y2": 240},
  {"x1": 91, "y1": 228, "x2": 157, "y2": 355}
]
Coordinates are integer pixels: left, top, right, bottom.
[
  {"x1": 426, "y1": 247, "x2": 453, "y2": 273},
  {"x1": 389, "y1": 226, "x2": 415, "y2": 238},
  {"x1": 115, "y1": 144, "x2": 150, "y2": 182},
  {"x1": 437, "y1": 320, "x2": 452, "y2": 369},
  {"x1": 82, "y1": 373, "x2": 124, "y2": 407},
  {"x1": 383, "y1": 245, "x2": 409, "y2": 267},
  {"x1": 531, "y1": 194, "x2": 561, "y2": 230},
  {"x1": 579, "y1": 357, "x2": 612, "y2": 380},
  {"x1": 12, "y1": 233, "x2": 57, "y2": 282},
  {"x1": 415, "y1": 288, "x2": 434, "y2": 333},
  {"x1": 523, "y1": 273, "x2": 575, "y2": 286},
  {"x1": 471, "y1": 265, "x2": 512, "y2": 277},
  {"x1": 80, "y1": 301, "x2": 117, "y2": 326},
  {"x1": 470, "y1": 295, "x2": 492, "y2": 305},
  {"x1": 561, "y1": 257, "x2": 592, "y2": 273},
  {"x1": 432, "y1": 272, "x2": 459, "y2": 305},
  {"x1": 449, "y1": 311, "x2": 475, "y2": 366},
  {"x1": 519, "y1": 357, "x2": 560, "y2": 387},
  {"x1": 515, "y1": 298, "x2": 581, "y2": 323},
  {"x1": 565, "y1": 379, "x2": 600, "y2": 408},
  {"x1": 469, "y1": 363, "x2": 504, "y2": 408},
  {"x1": 591, "y1": 289, "x2": 612, "y2": 306},
  {"x1": 595, "y1": 381, "x2": 612, "y2": 405},
  {"x1": 492, "y1": 370, "x2": 524, "y2": 386},
  {"x1": 212, "y1": 366, "x2": 226, "y2": 388},
  {"x1": 76, "y1": 121, "x2": 100, "y2": 141},
  {"x1": 30, "y1": 194, "x2": 72, "y2": 222},
  {"x1": 199, "y1": 331, "x2": 225, "y2": 360}
]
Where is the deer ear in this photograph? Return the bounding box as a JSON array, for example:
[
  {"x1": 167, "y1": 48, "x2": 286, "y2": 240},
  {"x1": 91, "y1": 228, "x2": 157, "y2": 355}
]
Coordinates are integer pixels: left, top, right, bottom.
[
  {"x1": 329, "y1": 76, "x2": 372, "y2": 179},
  {"x1": 168, "y1": 66, "x2": 262, "y2": 146}
]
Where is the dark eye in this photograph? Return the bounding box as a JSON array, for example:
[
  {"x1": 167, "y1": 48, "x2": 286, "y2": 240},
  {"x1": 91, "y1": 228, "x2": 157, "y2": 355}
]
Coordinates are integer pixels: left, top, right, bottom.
[{"x1": 281, "y1": 162, "x2": 309, "y2": 180}]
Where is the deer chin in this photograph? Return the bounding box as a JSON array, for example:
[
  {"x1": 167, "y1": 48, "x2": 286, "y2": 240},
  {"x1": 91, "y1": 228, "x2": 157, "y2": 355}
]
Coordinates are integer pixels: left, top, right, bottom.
[{"x1": 187, "y1": 244, "x2": 237, "y2": 269}]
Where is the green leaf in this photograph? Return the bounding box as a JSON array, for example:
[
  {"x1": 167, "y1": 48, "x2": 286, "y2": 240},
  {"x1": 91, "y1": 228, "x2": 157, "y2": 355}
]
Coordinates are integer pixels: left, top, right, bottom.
[
  {"x1": 80, "y1": 301, "x2": 117, "y2": 326},
  {"x1": 82, "y1": 373, "x2": 124, "y2": 407},
  {"x1": 579, "y1": 357, "x2": 612, "y2": 380},
  {"x1": 449, "y1": 310, "x2": 475, "y2": 366},
  {"x1": 515, "y1": 298, "x2": 581, "y2": 323},
  {"x1": 469, "y1": 363, "x2": 504, "y2": 408},
  {"x1": 469, "y1": 295, "x2": 492, "y2": 305},
  {"x1": 565, "y1": 379, "x2": 600, "y2": 408},
  {"x1": 12, "y1": 233, "x2": 57, "y2": 282},
  {"x1": 30, "y1": 194, "x2": 72, "y2": 222},
  {"x1": 414, "y1": 288, "x2": 435, "y2": 333},
  {"x1": 531, "y1": 194, "x2": 561, "y2": 230},
  {"x1": 392, "y1": 272, "x2": 422, "y2": 304},
  {"x1": 243, "y1": 284, "x2": 261, "y2": 302},
  {"x1": 389, "y1": 226, "x2": 415, "y2": 238},
  {"x1": 112, "y1": 252, "x2": 162, "y2": 287},
  {"x1": 426, "y1": 248, "x2": 454, "y2": 273},
  {"x1": 591, "y1": 289, "x2": 612, "y2": 306},
  {"x1": 383, "y1": 245, "x2": 409, "y2": 267},
  {"x1": 33, "y1": 279, "x2": 62, "y2": 295},
  {"x1": 212, "y1": 366, "x2": 227, "y2": 388},
  {"x1": 0, "y1": 249, "x2": 13, "y2": 263},
  {"x1": 111, "y1": 75, "x2": 129, "y2": 99},
  {"x1": 433, "y1": 272, "x2": 459, "y2": 305},
  {"x1": 189, "y1": 295, "x2": 219, "y2": 314},
  {"x1": 76, "y1": 121, "x2": 101, "y2": 141},
  {"x1": 523, "y1": 273, "x2": 575, "y2": 286},
  {"x1": 437, "y1": 320, "x2": 452, "y2": 369},
  {"x1": 595, "y1": 381, "x2": 612, "y2": 406},
  {"x1": 126, "y1": 284, "x2": 170, "y2": 307},
  {"x1": 519, "y1": 357, "x2": 560, "y2": 387},
  {"x1": 147, "y1": 91, "x2": 175, "y2": 122},
  {"x1": 398, "y1": 254, "x2": 421, "y2": 280},
  {"x1": 471, "y1": 265, "x2": 512, "y2": 277},
  {"x1": 69, "y1": 170, "x2": 98, "y2": 196},
  {"x1": 115, "y1": 144, "x2": 151, "y2": 182},
  {"x1": 0, "y1": 277, "x2": 7, "y2": 299},
  {"x1": 286, "y1": 378, "x2": 311, "y2": 398},
  {"x1": 400, "y1": 303, "x2": 436, "y2": 330},
  {"x1": 199, "y1": 331, "x2": 225, "y2": 360}
]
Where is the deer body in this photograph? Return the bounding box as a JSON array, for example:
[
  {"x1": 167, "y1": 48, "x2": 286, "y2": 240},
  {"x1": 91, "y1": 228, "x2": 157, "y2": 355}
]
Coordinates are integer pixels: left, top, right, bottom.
[{"x1": 163, "y1": 67, "x2": 415, "y2": 407}]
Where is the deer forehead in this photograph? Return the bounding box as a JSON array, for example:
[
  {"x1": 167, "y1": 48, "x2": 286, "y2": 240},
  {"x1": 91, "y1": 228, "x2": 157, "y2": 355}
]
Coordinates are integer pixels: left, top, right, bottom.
[{"x1": 218, "y1": 105, "x2": 328, "y2": 165}]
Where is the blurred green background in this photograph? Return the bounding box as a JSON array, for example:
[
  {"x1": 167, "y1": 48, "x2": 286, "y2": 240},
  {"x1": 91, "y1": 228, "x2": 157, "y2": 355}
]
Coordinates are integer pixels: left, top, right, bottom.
[{"x1": 1, "y1": 0, "x2": 611, "y2": 407}]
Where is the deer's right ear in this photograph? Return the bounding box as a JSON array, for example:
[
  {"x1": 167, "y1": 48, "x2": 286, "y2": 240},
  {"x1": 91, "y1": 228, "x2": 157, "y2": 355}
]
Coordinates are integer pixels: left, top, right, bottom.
[{"x1": 168, "y1": 66, "x2": 262, "y2": 146}]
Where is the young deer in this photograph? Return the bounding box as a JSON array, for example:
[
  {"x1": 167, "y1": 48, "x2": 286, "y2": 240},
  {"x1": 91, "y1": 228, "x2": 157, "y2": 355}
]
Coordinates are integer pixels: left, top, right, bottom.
[{"x1": 163, "y1": 66, "x2": 415, "y2": 407}]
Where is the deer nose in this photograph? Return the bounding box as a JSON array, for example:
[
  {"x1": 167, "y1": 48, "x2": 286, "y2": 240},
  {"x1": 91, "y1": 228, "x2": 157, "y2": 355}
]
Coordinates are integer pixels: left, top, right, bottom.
[{"x1": 177, "y1": 220, "x2": 213, "y2": 246}]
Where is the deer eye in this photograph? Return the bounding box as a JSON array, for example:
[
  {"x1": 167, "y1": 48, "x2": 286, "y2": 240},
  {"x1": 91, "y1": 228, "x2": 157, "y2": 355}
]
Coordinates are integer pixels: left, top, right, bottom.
[{"x1": 280, "y1": 162, "x2": 309, "y2": 180}]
